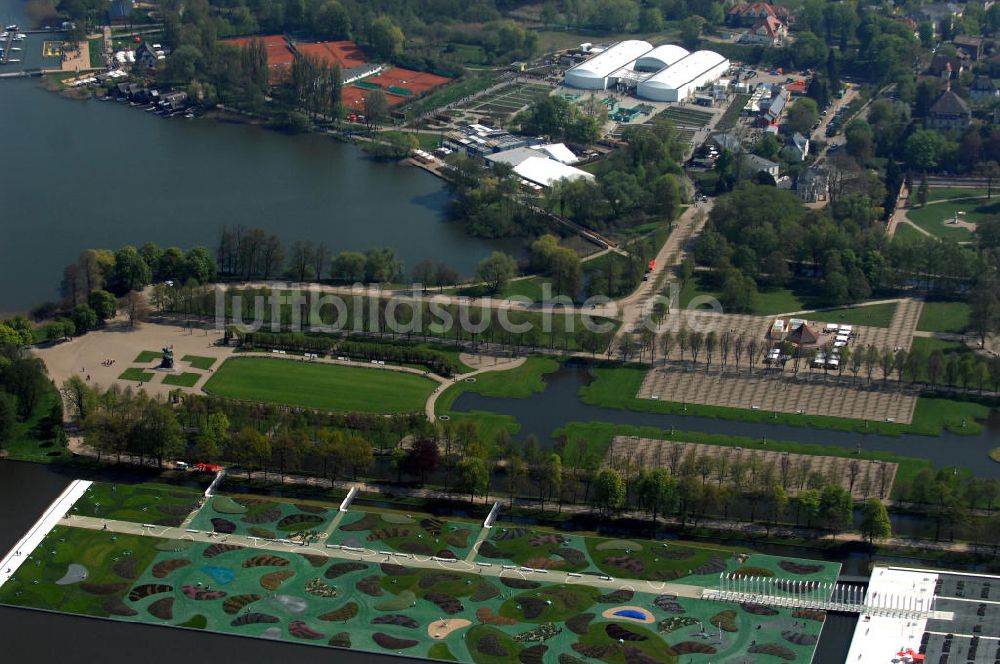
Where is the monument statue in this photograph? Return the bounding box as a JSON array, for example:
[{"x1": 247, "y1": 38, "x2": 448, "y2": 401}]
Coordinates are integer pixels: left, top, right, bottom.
[{"x1": 160, "y1": 345, "x2": 174, "y2": 369}]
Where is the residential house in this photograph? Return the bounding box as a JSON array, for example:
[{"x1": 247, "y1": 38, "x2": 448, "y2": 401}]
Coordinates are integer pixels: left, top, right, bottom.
[
  {"x1": 135, "y1": 41, "x2": 165, "y2": 68},
  {"x1": 893, "y1": 17, "x2": 920, "y2": 38},
  {"x1": 929, "y1": 54, "x2": 966, "y2": 79},
  {"x1": 796, "y1": 165, "x2": 829, "y2": 202},
  {"x1": 970, "y1": 75, "x2": 999, "y2": 101},
  {"x1": 761, "y1": 87, "x2": 789, "y2": 123},
  {"x1": 782, "y1": 132, "x2": 810, "y2": 162},
  {"x1": 727, "y1": 2, "x2": 794, "y2": 27},
  {"x1": 743, "y1": 15, "x2": 789, "y2": 46},
  {"x1": 953, "y1": 35, "x2": 985, "y2": 60},
  {"x1": 926, "y1": 89, "x2": 971, "y2": 131},
  {"x1": 158, "y1": 91, "x2": 188, "y2": 111},
  {"x1": 742, "y1": 153, "x2": 780, "y2": 179}
]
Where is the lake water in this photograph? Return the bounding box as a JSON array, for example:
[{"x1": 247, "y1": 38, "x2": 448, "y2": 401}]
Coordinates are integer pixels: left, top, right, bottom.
[
  {"x1": 0, "y1": 0, "x2": 518, "y2": 314},
  {"x1": 451, "y1": 363, "x2": 1000, "y2": 478}
]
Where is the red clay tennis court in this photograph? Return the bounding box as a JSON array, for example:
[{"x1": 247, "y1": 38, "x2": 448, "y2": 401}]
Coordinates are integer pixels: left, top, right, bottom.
[
  {"x1": 222, "y1": 35, "x2": 294, "y2": 66},
  {"x1": 294, "y1": 40, "x2": 368, "y2": 69},
  {"x1": 366, "y1": 67, "x2": 451, "y2": 96}
]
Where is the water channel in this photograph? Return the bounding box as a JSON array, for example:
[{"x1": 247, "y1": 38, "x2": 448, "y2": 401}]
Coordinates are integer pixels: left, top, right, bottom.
[{"x1": 451, "y1": 363, "x2": 1000, "y2": 479}]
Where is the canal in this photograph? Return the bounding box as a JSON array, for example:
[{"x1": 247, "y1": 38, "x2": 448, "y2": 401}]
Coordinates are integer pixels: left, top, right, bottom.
[{"x1": 451, "y1": 363, "x2": 1000, "y2": 478}]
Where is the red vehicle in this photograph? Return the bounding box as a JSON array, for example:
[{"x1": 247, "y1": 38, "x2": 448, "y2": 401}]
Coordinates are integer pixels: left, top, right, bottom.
[
  {"x1": 194, "y1": 463, "x2": 223, "y2": 474},
  {"x1": 647, "y1": 259, "x2": 656, "y2": 272}
]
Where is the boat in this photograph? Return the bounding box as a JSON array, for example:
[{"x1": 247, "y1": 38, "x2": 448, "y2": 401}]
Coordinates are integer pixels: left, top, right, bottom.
[
  {"x1": 4, "y1": 24, "x2": 18, "y2": 31},
  {"x1": 7, "y1": 58, "x2": 20, "y2": 62},
  {"x1": 10, "y1": 47, "x2": 21, "y2": 51}
]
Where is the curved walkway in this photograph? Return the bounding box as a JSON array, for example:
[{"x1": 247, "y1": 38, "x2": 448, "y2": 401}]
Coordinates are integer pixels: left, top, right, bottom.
[{"x1": 424, "y1": 352, "x2": 525, "y2": 422}]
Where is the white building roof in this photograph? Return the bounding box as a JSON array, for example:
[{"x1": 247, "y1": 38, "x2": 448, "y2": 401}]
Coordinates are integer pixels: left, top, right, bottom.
[
  {"x1": 485, "y1": 146, "x2": 542, "y2": 168},
  {"x1": 565, "y1": 40, "x2": 653, "y2": 81},
  {"x1": 534, "y1": 143, "x2": 578, "y2": 164},
  {"x1": 513, "y1": 157, "x2": 594, "y2": 188},
  {"x1": 634, "y1": 44, "x2": 689, "y2": 72},
  {"x1": 638, "y1": 50, "x2": 728, "y2": 92}
]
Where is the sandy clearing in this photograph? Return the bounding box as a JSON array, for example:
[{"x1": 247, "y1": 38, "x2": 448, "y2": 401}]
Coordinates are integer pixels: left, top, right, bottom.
[
  {"x1": 601, "y1": 606, "x2": 655, "y2": 624},
  {"x1": 428, "y1": 618, "x2": 471, "y2": 639}
]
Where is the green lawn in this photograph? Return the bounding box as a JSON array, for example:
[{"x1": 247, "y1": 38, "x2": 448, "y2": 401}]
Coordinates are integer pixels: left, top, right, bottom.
[
  {"x1": 809, "y1": 302, "x2": 897, "y2": 327},
  {"x1": 133, "y1": 350, "x2": 162, "y2": 363},
  {"x1": 181, "y1": 355, "x2": 217, "y2": 370},
  {"x1": 926, "y1": 187, "x2": 989, "y2": 203},
  {"x1": 680, "y1": 275, "x2": 806, "y2": 316},
  {"x1": 907, "y1": 199, "x2": 991, "y2": 242},
  {"x1": 203, "y1": 357, "x2": 436, "y2": 413},
  {"x1": 87, "y1": 37, "x2": 103, "y2": 68},
  {"x1": 452, "y1": 277, "x2": 549, "y2": 302},
  {"x1": 162, "y1": 372, "x2": 201, "y2": 387},
  {"x1": 119, "y1": 367, "x2": 154, "y2": 382},
  {"x1": 579, "y1": 364, "x2": 989, "y2": 436},
  {"x1": 379, "y1": 130, "x2": 442, "y2": 151},
  {"x1": 2, "y1": 382, "x2": 69, "y2": 463},
  {"x1": 894, "y1": 223, "x2": 926, "y2": 242},
  {"x1": 72, "y1": 482, "x2": 202, "y2": 525},
  {"x1": 0, "y1": 526, "x2": 162, "y2": 618},
  {"x1": 909, "y1": 336, "x2": 968, "y2": 356},
  {"x1": 917, "y1": 301, "x2": 971, "y2": 334}
]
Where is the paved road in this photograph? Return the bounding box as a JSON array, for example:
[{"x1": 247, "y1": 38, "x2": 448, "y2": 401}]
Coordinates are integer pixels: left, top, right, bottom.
[{"x1": 59, "y1": 514, "x2": 706, "y2": 598}]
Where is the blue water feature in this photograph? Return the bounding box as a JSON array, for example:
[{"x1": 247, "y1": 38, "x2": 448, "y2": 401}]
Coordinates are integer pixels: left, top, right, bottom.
[
  {"x1": 200, "y1": 566, "x2": 235, "y2": 585},
  {"x1": 612, "y1": 609, "x2": 648, "y2": 621}
]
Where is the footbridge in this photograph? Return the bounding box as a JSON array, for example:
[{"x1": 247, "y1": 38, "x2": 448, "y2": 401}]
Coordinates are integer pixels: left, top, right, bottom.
[{"x1": 701, "y1": 573, "x2": 951, "y2": 621}]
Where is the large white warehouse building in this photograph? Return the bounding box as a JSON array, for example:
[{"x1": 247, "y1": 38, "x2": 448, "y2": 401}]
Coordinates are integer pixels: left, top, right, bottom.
[
  {"x1": 633, "y1": 44, "x2": 689, "y2": 72},
  {"x1": 636, "y1": 50, "x2": 730, "y2": 102},
  {"x1": 563, "y1": 40, "x2": 652, "y2": 90}
]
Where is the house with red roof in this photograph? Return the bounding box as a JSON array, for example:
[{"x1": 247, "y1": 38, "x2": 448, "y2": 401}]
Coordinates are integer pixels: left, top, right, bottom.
[
  {"x1": 727, "y1": 2, "x2": 794, "y2": 28},
  {"x1": 742, "y1": 14, "x2": 789, "y2": 46}
]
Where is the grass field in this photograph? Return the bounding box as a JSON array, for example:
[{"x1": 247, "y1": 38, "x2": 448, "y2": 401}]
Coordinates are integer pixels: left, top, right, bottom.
[
  {"x1": 380, "y1": 130, "x2": 442, "y2": 151},
  {"x1": 71, "y1": 482, "x2": 201, "y2": 525},
  {"x1": 894, "y1": 223, "x2": 926, "y2": 241},
  {"x1": 163, "y1": 372, "x2": 201, "y2": 387},
  {"x1": 0, "y1": 526, "x2": 162, "y2": 618},
  {"x1": 87, "y1": 37, "x2": 103, "y2": 68},
  {"x1": 203, "y1": 357, "x2": 436, "y2": 414},
  {"x1": 2, "y1": 382, "x2": 69, "y2": 463},
  {"x1": 579, "y1": 364, "x2": 987, "y2": 436},
  {"x1": 181, "y1": 355, "x2": 217, "y2": 370},
  {"x1": 907, "y1": 198, "x2": 992, "y2": 242},
  {"x1": 926, "y1": 187, "x2": 989, "y2": 203},
  {"x1": 119, "y1": 368, "x2": 154, "y2": 382},
  {"x1": 917, "y1": 301, "x2": 971, "y2": 334},
  {"x1": 809, "y1": 302, "x2": 898, "y2": 327},
  {"x1": 134, "y1": 350, "x2": 161, "y2": 363}
]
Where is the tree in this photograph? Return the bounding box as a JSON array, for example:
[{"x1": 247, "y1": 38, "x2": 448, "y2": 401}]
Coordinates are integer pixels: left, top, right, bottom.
[
  {"x1": 72, "y1": 304, "x2": 98, "y2": 333},
  {"x1": 88, "y1": 289, "x2": 117, "y2": 322},
  {"x1": 786, "y1": 98, "x2": 819, "y2": 135},
  {"x1": 592, "y1": 468, "x2": 625, "y2": 515},
  {"x1": 403, "y1": 439, "x2": 440, "y2": 484},
  {"x1": 819, "y1": 484, "x2": 853, "y2": 537},
  {"x1": 476, "y1": 252, "x2": 518, "y2": 294},
  {"x1": 315, "y1": 0, "x2": 351, "y2": 39},
  {"x1": 370, "y1": 16, "x2": 404, "y2": 59},
  {"x1": 363, "y1": 89, "x2": 389, "y2": 131},
  {"x1": 184, "y1": 246, "x2": 216, "y2": 283},
  {"x1": 0, "y1": 392, "x2": 15, "y2": 447},
  {"x1": 860, "y1": 497, "x2": 892, "y2": 543},
  {"x1": 331, "y1": 251, "x2": 366, "y2": 282},
  {"x1": 916, "y1": 172, "x2": 929, "y2": 208},
  {"x1": 637, "y1": 468, "x2": 675, "y2": 524},
  {"x1": 363, "y1": 247, "x2": 403, "y2": 283},
  {"x1": 112, "y1": 246, "x2": 152, "y2": 294},
  {"x1": 455, "y1": 455, "x2": 489, "y2": 501},
  {"x1": 679, "y1": 15, "x2": 705, "y2": 50}
]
